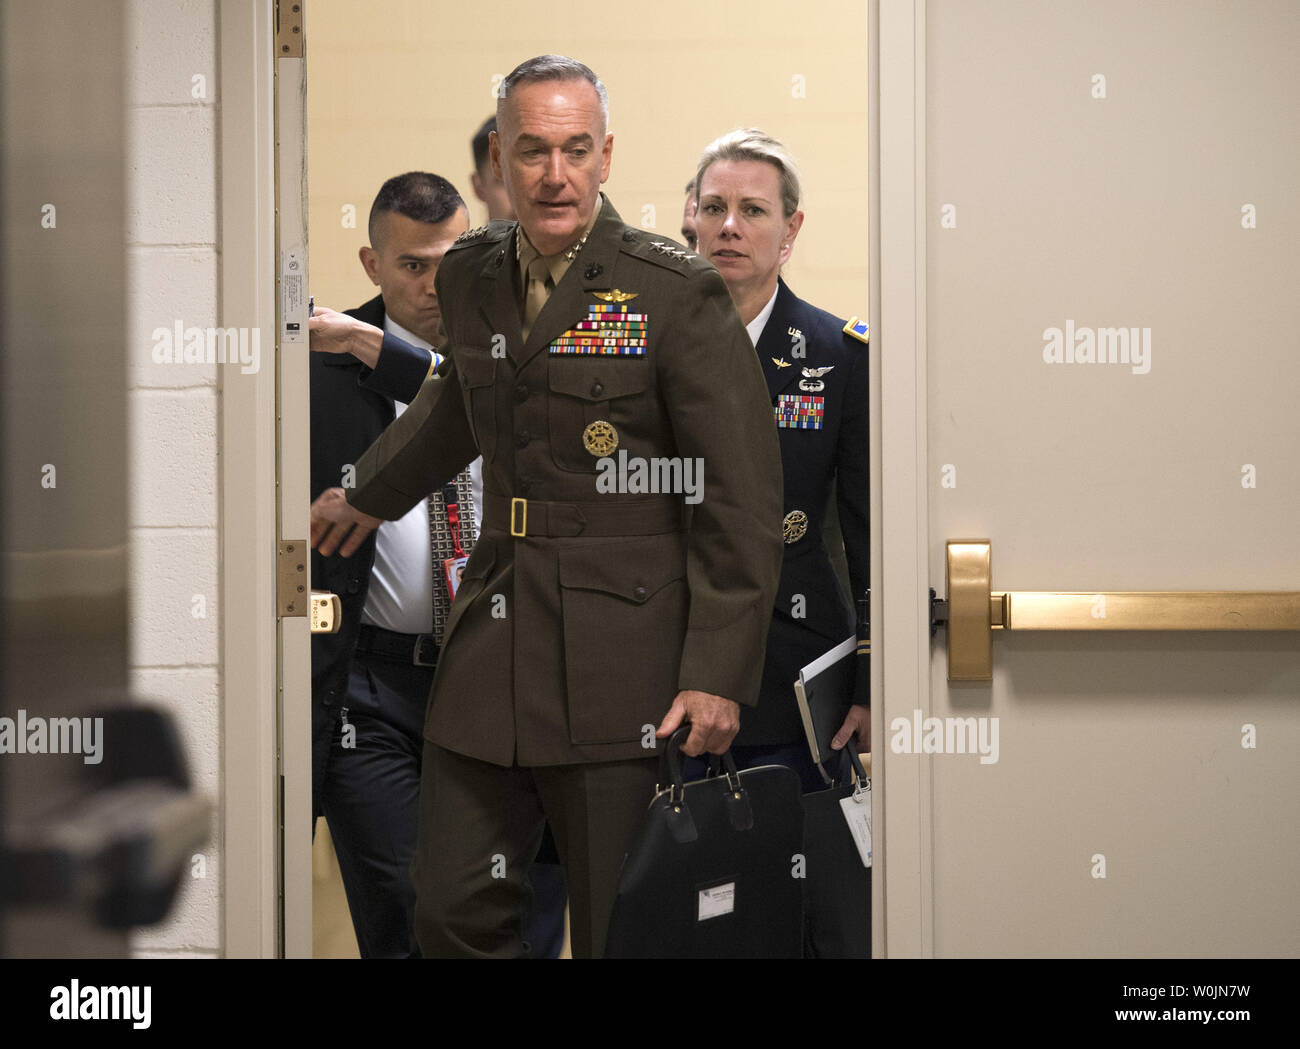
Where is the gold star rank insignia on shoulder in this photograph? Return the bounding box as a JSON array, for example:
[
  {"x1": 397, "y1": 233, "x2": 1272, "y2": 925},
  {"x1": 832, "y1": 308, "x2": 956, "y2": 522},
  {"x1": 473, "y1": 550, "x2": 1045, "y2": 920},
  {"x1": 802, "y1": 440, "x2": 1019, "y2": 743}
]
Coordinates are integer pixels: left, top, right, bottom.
[
  {"x1": 772, "y1": 357, "x2": 791, "y2": 368},
  {"x1": 454, "y1": 225, "x2": 489, "y2": 244},
  {"x1": 593, "y1": 289, "x2": 638, "y2": 303}
]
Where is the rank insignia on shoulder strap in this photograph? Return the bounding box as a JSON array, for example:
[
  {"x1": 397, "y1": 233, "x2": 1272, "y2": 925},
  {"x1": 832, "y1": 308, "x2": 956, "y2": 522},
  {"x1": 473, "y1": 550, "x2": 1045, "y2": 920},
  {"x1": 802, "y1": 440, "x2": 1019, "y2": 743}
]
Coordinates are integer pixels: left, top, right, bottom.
[
  {"x1": 454, "y1": 225, "x2": 489, "y2": 245},
  {"x1": 648, "y1": 240, "x2": 696, "y2": 262},
  {"x1": 843, "y1": 316, "x2": 870, "y2": 344}
]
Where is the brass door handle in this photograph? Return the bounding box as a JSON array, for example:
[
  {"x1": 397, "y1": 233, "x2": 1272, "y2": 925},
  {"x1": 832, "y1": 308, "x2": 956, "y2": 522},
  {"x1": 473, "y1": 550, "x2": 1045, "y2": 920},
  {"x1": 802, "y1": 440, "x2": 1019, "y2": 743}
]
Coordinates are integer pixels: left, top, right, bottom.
[{"x1": 939, "y1": 540, "x2": 1300, "y2": 682}]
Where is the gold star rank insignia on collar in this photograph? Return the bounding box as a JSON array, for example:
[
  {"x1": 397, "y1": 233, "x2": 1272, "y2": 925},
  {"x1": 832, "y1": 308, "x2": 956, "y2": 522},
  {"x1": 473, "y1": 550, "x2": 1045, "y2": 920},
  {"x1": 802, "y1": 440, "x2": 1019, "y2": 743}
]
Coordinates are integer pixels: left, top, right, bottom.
[{"x1": 771, "y1": 357, "x2": 791, "y2": 368}]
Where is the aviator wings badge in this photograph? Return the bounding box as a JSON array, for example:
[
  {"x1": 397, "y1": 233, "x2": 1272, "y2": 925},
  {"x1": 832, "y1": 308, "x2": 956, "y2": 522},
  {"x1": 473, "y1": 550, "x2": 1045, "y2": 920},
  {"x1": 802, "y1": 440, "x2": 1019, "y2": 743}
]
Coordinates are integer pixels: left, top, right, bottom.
[{"x1": 799, "y1": 365, "x2": 834, "y2": 392}]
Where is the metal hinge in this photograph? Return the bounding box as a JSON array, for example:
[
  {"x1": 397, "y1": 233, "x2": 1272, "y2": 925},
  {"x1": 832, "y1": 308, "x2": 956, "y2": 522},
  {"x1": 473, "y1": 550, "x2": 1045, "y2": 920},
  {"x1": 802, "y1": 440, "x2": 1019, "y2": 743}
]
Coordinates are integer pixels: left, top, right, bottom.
[
  {"x1": 275, "y1": 0, "x2": 304, "y2": 58},
  {"x1": 277, "y1": 539, "x2": 308, "y2": 616}
]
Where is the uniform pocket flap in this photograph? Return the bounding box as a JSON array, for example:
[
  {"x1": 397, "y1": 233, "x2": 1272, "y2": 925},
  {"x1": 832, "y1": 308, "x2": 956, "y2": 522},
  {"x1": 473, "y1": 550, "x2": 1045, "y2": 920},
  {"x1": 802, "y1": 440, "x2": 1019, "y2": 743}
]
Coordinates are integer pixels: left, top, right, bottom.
[
  {"x1": 558, "y1": 535, "x2": 685, "y2": 602},
  {"x1": 547, "y1": 360, "x2": 648, "y2": 401},
  {"x1": 458, "y1": 352, "x2": 496, "y2": 389}
]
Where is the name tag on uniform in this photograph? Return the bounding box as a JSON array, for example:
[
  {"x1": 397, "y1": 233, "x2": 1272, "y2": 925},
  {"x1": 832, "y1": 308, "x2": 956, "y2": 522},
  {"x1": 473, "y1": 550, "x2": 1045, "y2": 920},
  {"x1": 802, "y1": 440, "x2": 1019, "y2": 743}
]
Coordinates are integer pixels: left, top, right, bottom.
[
  {"x1": 774, "y1": 393, "x2": 825, "y2": 429},
  {"x1": 549, "y1": 305, "x2": 648, "y2": 356}
]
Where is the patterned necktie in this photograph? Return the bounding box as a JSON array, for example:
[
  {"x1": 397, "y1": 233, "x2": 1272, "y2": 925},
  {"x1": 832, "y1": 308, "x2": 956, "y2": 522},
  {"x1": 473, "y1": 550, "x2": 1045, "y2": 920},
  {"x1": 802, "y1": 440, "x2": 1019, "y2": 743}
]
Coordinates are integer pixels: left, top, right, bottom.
[{"x1": 427, "y1": 470, "x2": 478, "y2": 647}]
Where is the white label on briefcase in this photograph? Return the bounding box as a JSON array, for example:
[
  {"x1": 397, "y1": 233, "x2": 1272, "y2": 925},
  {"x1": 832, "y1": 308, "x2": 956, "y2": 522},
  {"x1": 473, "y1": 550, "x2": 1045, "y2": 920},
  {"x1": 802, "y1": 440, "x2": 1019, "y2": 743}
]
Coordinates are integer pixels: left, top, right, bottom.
[
  {"x1": 697, "y1": 882, "x2": 736, "y2": 921},
  {"x1": 840, "y1": 780, "x2": 872, "y2": 868}
]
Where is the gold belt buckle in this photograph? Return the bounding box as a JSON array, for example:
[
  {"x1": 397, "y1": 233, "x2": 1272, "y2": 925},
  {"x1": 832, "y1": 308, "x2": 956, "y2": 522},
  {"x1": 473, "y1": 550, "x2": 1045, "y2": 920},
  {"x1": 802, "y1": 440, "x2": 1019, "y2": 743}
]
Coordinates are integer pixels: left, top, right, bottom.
[{"x1": 510, "y1": 497, "x2": 527, "y2": 537}]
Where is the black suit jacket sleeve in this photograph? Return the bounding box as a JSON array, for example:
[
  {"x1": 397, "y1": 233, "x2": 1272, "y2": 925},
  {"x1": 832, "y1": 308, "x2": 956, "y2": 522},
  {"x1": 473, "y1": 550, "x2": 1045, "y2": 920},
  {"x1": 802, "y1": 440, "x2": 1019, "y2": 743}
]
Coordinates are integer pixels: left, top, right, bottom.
[
  {"x1": 345, "y1": 343, "x2": 478, "y2": 520},
  {"x1": 358, "y1": 330, "x2": 434, "y2": 405}
]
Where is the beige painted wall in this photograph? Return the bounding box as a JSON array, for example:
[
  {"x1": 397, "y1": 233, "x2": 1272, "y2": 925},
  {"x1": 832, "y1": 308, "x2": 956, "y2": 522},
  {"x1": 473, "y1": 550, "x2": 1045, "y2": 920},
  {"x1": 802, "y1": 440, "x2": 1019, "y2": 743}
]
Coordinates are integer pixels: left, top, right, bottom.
[{"x1": 306, "y1": 0, "x2": 869, "y2": 324}]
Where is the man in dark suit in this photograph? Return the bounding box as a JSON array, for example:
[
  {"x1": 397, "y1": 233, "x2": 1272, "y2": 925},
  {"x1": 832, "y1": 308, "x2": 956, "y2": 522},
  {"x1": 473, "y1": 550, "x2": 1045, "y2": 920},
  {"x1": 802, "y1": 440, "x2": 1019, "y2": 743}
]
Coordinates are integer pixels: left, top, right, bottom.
[
  {"x1": 310, "y1": 172, "x2": 476, "y2": 958},
  {"x1": 308, "y1": 55, "x2": 783, "y2": 958}
]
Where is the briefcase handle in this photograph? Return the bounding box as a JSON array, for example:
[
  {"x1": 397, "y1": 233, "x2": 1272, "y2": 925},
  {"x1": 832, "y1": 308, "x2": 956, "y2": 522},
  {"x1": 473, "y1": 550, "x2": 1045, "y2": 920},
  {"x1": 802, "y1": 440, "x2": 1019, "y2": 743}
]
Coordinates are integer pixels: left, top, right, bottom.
[
  {"x1": 828, "y1": 734, "x2": 869, "y2": 795},
  {"x1": 657, "y1": 725, "x2": 754, "y2": 833}
]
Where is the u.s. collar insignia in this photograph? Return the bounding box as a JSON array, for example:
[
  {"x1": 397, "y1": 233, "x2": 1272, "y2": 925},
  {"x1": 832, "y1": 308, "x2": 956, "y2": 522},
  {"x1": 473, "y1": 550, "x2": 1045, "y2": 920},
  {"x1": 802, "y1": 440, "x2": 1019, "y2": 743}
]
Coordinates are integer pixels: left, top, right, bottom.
[
  {"x1": 593, "y1": 289, "x2": 638, "y2": 303},
  {"x1": 562, "y1": 228, "x2": 592, "y2": 261},
  {"x1": 787, "y1": 326, "x2": 803, "y2": 339},
  {"x1": 799, "y1": 365, "x2": 834, "y2": 392},
  {"x1": 782, "y1": 510, "x2": 809, "y2": 544},
  {"x1": 771, "y1": 357, "x2": 791, "y2": 369}
]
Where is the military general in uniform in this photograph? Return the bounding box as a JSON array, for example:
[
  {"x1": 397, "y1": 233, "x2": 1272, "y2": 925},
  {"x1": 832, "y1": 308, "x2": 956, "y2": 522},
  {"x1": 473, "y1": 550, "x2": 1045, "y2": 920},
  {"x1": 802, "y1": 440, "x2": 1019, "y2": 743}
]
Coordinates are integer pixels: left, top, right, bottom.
[{"x1": 309, "y1": 54, "x2": 783, "y2": 958}]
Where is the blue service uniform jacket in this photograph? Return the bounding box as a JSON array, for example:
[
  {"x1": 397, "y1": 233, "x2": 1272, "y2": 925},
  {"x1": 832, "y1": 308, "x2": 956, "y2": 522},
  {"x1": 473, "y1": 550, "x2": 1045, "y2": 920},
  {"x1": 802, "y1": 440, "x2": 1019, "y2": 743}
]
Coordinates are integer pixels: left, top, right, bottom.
[{"x1": 736, "y1": 277, "x2": 870, "y2": 747}]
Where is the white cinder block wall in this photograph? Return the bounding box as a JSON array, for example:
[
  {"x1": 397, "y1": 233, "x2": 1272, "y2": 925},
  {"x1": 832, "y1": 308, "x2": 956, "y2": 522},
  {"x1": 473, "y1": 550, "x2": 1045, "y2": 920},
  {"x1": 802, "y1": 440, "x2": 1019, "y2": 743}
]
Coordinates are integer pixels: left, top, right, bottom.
[{"x1": 125, "y1": 0, "x2": 222, "y2": 958}]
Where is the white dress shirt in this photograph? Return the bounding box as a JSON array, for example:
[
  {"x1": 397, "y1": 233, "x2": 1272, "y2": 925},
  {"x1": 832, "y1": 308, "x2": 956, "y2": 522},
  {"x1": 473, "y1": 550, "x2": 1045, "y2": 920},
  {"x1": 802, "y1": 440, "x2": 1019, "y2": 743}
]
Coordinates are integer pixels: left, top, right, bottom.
[
  {"x1": 745, "y1": 285, "x2": 780, "y2": 347},
  {"x1": 359, "y1": 316, "x2": 484, "y2": 633}
]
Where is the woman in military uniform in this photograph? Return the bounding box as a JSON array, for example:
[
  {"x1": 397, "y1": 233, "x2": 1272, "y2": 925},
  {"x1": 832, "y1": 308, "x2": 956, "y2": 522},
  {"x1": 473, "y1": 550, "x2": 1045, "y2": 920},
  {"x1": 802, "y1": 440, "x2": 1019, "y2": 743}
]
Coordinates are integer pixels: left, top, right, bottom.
[{"x1": 692, "y1": 128, "x2": 870, "y2": 792}]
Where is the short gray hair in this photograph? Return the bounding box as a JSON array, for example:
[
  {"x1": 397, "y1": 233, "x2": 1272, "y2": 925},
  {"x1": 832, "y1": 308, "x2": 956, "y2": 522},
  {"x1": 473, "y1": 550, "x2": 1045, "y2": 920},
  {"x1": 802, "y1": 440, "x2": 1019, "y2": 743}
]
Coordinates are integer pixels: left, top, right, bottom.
[
  {"x1": 497, "y1": 54, "x2": 609, "y2": 131},
  {"x1": 695, "y1": 128, "x2": 802, "y2": 219}
]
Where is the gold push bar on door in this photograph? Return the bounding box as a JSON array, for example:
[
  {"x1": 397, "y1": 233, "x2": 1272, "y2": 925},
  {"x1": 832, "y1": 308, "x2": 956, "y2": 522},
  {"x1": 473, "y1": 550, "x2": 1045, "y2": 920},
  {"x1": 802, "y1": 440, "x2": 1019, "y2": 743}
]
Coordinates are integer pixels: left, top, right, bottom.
[{"x1": 943, "y1": 540, "x2": 1300, "y2": 682}]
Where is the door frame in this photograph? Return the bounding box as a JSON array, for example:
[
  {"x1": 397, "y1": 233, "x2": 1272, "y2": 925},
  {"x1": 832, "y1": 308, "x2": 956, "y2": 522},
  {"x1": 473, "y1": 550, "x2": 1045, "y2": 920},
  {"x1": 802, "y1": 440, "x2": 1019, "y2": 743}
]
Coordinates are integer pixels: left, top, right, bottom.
[
  {"x1": 875, "y1": 0, "x2": 934, "y2": 958},
  {"x1": 218, "y1": 0, "x2": 918, "y2": 959},
  {"x1": 218, "y1": 0, "x2": 280, "y2": 958}
]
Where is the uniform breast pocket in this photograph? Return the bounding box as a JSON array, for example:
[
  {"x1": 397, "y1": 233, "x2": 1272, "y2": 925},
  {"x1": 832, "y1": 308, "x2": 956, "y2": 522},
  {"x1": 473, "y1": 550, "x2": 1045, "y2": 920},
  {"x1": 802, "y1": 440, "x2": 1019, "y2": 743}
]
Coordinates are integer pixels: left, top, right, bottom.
[
  {"x1": 547, "y1": 359, "x2": 649, "y2": 472},
  {"x1": 557, "y1": 533, "x2": 687, "y2": 744},
  {"x1": 457, "y1": 352, "x2": 498, "y2": 463}
]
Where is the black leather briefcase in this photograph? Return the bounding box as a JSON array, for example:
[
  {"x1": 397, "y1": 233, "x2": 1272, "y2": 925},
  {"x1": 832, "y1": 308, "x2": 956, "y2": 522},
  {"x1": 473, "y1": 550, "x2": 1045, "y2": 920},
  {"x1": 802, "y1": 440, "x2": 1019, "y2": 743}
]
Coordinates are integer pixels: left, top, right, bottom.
[
  {"x1": 604, "y1": 727, "x2": 805, "y2": 958},
  {"x1": 800, "y1": 744, "x2": 872, "y2": 958}
]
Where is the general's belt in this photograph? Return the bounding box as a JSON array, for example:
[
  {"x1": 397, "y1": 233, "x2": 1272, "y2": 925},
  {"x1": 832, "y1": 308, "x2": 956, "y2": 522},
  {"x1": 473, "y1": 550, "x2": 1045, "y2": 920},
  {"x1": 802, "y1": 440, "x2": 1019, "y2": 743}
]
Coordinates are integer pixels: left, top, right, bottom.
[{"x1": 482, "y1": 492, "x2": 684, "y2": 538}]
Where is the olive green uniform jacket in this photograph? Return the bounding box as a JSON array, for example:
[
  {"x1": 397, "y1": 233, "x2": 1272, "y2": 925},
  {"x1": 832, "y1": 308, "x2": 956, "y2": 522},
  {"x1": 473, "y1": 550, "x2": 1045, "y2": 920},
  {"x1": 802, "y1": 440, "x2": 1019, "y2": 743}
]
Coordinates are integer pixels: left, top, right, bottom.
[{"x1": 346, "y1": 196, "x2": 783, "y2": 767}]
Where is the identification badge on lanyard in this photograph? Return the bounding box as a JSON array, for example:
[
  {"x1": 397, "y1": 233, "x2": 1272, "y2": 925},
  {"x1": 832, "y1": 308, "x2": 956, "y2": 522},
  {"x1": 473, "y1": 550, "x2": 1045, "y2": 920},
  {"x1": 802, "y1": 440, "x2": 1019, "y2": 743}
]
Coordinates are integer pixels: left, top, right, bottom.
[{"x1": 440, "y1": 483, "x2": 470, "y2": 599}]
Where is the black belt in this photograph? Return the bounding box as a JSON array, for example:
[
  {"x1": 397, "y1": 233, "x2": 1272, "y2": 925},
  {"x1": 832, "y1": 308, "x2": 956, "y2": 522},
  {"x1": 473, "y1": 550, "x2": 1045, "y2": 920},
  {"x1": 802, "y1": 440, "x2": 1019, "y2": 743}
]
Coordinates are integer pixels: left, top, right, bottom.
[
  {"x1": 482, "y1": 492, "x2": 684, "y2": 538},
  {"x1": 354, "y1": 623, "x2": 438, "y2": 667}
]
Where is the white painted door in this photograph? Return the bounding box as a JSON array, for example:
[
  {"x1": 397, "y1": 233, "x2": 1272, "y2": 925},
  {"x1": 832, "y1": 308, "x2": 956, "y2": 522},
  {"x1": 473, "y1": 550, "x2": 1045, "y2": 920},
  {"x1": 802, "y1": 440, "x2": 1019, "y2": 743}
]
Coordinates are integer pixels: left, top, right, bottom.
[{"x1": 875, "y1": 0, "x2": 1300, "y2": 957}]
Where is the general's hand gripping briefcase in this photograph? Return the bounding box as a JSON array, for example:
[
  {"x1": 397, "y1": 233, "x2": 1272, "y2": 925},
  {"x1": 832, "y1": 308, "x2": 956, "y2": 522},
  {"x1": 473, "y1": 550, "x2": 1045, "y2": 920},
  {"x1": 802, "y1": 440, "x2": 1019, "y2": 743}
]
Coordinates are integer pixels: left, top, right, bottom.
[{"x1": 603, "y1": 726, "x2": 805, "y2": 958}]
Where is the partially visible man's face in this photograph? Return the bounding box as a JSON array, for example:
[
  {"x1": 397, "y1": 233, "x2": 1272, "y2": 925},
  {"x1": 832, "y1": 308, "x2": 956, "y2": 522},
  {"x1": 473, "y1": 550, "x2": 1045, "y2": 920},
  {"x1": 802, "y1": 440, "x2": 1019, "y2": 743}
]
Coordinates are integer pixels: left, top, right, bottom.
[
  {"x1": 491, "y1": 77, "x2": 613, "y2": 256},
  {"x1": 471, "y1": 161, "x2": 515, "y2": 222},
  {"x1": 681, "y1": 191, "x2": 699, "y2": 251},
  {"x1": 359, "y1": 208, "x2": 470, "y2": 345}
]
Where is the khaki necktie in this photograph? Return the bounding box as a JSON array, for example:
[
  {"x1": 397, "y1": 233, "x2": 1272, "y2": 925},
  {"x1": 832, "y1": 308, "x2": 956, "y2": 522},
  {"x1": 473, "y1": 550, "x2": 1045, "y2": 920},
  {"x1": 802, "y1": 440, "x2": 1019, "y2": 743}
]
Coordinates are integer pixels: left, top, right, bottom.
[{"x1": 523, "y1": 255, "x2": 554, "y2": 342}]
